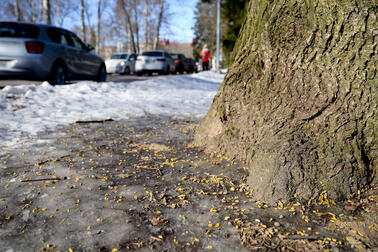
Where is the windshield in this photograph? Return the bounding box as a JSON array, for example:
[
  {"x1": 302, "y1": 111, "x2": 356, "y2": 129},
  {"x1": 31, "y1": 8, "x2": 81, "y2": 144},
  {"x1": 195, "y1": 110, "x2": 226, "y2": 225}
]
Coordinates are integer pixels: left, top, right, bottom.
[
  {"x1": 0, "y1": 22, "x2": 40, "y2": 38},
  {"x1": 169, "y1": 54, "x2": 179, "y2": 60},
  {"x1": 110, "y1": 54, "x2": 128, "y2": 59},
  {"x1": 142, "y1": 51, "x2": 163, "y2": 57}
]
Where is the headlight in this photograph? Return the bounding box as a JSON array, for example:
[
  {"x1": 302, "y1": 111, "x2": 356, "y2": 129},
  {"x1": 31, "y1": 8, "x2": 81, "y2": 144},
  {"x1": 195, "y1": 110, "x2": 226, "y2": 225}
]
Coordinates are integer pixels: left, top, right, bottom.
[{"x1": 120, "y1": 61, "x2": 126, "y2": 66}]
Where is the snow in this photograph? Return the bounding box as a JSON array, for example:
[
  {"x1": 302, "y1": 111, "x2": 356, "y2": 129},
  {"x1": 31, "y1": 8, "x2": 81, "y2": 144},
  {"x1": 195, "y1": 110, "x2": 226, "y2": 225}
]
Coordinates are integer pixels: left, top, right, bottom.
[{"x1": 0, "y1": 71, "x2": 224, "y2": 148}]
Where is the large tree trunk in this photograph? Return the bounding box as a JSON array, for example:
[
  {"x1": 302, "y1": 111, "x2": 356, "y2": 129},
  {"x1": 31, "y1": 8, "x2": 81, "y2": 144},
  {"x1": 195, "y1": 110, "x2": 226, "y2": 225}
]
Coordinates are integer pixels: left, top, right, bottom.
[{"x1": 195, "y1": 0, "x2": 377, "y2": 204}]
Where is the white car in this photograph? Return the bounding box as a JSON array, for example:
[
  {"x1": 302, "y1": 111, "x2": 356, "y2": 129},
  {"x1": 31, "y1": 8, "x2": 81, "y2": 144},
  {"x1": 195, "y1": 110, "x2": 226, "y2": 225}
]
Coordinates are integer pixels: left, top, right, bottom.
[
  {"x1": 135, "y1": 50, "x2": 175, "y2": 76},
  {"x1": 105, "y1": 53, "x2": 137, "y2": 74}
]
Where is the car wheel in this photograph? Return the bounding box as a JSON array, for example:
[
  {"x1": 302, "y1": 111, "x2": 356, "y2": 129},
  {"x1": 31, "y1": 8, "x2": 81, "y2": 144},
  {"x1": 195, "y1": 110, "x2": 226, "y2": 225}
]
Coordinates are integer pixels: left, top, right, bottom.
[
  {"x1": 96, "y1": 65, "x2": 107, "y2": 82},
  {"x1": 121, "y1": 66, "x2": 130, "y2": 75},
  {"x1": 49, "y1": 63, "x2": 66, "y2": 85},
  {"x1": 164, "y1": 66, "x2": 170, "y2": 75}
]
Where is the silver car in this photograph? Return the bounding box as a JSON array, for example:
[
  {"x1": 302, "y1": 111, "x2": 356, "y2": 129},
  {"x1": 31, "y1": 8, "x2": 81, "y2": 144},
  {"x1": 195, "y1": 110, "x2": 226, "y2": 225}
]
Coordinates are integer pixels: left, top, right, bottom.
[
  {"x1": 105, "y1": 53, "x2": 137, "y2": 75},
  {"x1": 0, "y1": 21, "x2": 106, "y2": 85},
  {"x1": 135, "y1": 50, "x2": 175, "y2": 76}
]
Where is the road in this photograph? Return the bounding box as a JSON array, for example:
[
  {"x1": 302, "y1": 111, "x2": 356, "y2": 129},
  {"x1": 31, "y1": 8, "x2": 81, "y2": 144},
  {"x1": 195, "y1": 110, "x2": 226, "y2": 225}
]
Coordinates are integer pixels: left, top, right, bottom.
[{"x1": 0, "y1": 73, "x2": 158, "y2": 89}]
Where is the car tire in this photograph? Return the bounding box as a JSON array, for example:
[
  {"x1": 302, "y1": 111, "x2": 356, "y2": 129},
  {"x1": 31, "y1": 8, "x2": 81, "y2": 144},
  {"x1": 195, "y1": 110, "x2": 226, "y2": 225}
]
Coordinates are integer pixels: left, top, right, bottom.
[
  {"x1": 49, "y1": 63, "x2": 66, "y2": 85},
  {"x1": 121, "y1": 66, "x2": 130, "y2": 75},
  {"x1": 164, "y1": 66, "x2": 170, "y2": 75},
  {"x1": 96, "y1": 65, "x2": 107, "y2": 82}
]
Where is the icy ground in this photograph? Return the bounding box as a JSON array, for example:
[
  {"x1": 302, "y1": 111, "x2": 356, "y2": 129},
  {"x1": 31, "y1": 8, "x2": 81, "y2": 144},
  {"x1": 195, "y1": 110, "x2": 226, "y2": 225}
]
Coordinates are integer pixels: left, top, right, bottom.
[{"x1": 0, "y1": 71, "x2": 224, "y2": 148}]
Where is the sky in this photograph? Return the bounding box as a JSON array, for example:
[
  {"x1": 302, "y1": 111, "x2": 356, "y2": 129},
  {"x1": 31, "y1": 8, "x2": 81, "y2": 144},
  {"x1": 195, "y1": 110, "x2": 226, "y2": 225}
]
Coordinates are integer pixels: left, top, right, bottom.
[
  {"x1": 0, "y1": 71, "x2": 224, "y2": 148},
  {"x1": 160, "y1": 0, "x2": 199, "y2": 43}
]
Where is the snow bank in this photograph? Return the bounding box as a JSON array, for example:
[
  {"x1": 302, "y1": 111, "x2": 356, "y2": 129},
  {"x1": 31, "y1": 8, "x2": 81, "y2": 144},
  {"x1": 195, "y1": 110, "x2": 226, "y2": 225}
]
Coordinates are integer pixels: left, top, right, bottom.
[{"x1": 0, "y1": 71, "x2": 224, "y2": 147}]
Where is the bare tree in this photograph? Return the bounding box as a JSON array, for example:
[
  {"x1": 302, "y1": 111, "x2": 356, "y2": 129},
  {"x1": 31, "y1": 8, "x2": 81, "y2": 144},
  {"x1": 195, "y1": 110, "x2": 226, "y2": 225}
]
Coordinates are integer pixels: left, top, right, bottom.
[
  {"x1": 54, "y1": 0, "x2": 78, "y2": 27},
  {"x1": 14, "y1": 0, "x2": 21, "y2": 21},
  {"x1": 29, "y1": 0, "x2": 37, "y2": 23},
  {"x1": 81, "y1": 0, "x2": 86, "y2": 42},
  {"x1": 55, "y1": 0, "x2": 60, "y2": 26},
  {"x1": 96, "y1": 0, "x2": 102, "y2": 53},
  {"x1": 38, "y1": 0, "x2": 43, "y2": 22},
  {"x1": 132, "y1": 0, "x2": 140, "y2": 53},
  {"x1": 153, "y1": 0, "x2": 164, "y2": 50},
  {"x1": 119, "y1": 0, "x2": 137, "y2": 52},
  {"x1": 144, "y1": 0, "x2": 149, "y2": 50},
  {"x1": 42, "y1": 0, "x2": 51, "y2": 24}
]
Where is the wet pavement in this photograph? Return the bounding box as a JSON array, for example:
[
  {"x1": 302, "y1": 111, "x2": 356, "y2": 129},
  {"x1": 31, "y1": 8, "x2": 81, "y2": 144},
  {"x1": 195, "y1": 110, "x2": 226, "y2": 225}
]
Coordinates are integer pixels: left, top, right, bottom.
[{"x1": 0, "y1": 116, "x2": 376, "y2": 251}]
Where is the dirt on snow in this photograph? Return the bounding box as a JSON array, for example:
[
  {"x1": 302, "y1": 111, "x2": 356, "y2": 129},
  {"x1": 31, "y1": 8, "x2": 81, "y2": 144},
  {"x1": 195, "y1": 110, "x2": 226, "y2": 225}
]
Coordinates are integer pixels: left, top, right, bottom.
[{"x1": 0, "y1": 116, "x2": 376, "y2": 251}]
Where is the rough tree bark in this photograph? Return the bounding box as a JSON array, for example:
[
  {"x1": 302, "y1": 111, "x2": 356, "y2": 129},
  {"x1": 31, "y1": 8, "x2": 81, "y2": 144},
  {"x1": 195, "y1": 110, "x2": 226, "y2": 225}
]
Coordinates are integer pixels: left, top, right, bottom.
[{"x1": 195, "y1": 0, "x2": 377, "y2": 204}]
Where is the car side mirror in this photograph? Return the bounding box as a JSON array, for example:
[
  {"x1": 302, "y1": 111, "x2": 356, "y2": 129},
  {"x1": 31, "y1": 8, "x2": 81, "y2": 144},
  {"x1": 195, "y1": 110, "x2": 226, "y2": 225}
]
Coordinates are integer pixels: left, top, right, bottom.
[{"x1": 87, "y1": 44, "x2": 94, "y2": 51}]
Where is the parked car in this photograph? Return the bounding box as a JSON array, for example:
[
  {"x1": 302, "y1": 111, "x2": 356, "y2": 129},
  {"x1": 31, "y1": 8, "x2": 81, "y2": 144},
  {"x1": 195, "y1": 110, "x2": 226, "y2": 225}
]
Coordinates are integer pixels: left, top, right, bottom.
[
  {"x1": 185, "y1": 58, "x2": 195, "y2": 73},
  {"x1": 135, "y1": 50, "x2": 175, "y2": 76},
  {"x1": 105, "y1": 52, "x2": 137, "y2": 75},
  {"x1": 169, "y1": 53, "x2": 188, "y2": 74},
  {"x1": 0, "y1": 21, "x2": 106, "y2": 84}
]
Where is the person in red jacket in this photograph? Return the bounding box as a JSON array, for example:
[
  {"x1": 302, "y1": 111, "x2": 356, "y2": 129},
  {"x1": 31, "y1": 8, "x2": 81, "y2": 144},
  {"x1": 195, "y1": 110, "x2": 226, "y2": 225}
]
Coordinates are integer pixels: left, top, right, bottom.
[{"x1": 200, "y1": 44, "x2": 210, "y2": 71}]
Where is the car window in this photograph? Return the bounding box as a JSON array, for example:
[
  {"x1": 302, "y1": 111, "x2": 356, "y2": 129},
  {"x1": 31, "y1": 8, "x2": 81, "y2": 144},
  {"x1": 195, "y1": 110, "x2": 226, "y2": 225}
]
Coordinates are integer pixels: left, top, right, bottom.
[
  {"x1": 169, "y1": 54, "x2": 178, "y2": 60},
  {"x1": 69, "y1": 32, "x2": 87, "y2": 50},
  {"x1": 120, "y1": 54, "x2": 128, "y2": 59},
  {"x1": 110, "y1": 55, "x2": 121, "y2": 59},
  {"x1": 0, "y1": 22, "x2": 40, "y2": 38},
  {"x1": 46, "y1": 28, "x2": 69, "y2": 45},
  {"x1": 142, "y1": 51, "x2": 163, "y2": 57}
]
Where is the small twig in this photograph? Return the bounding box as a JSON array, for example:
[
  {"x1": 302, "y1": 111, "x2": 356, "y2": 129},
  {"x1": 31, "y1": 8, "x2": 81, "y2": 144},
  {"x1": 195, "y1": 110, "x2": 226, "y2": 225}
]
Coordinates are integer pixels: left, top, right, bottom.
[
  {"x1": 283, "y1": 235, "x2": 320, "y2": 241},
  {"x1": 37, "y1": 155, "x2": 70, "y2": 166},
  {"x1": 21, "y1": 178, "x2": 61, "y2": 183},
  {"x1": 75, "y1": 119, "x2": 114, "y2": 124},
  {"x1": 150, "y1": 236, "x2": 163, "y2": 242},
  {"x1": 135, "y1": 165, "x2": 162, "y2": 176}
]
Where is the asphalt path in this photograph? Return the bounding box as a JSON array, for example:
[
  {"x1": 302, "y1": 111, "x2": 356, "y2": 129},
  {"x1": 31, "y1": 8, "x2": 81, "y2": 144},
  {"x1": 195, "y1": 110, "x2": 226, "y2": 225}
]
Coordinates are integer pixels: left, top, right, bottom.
[{"x1": 0, "y1": 73, "x2": 172, "y2": 89}]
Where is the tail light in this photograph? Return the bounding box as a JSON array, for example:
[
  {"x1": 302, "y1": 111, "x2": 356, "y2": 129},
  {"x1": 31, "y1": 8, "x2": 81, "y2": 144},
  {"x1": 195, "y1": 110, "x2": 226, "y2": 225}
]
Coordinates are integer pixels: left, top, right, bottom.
[
  {"x1": 174, "y1": 60, "x2": 180, "y2": 64},
  {"x1": 25, "y1": 41, "x2": 45, "y2": 54},
  {"x1": 157, "y1": 58, "x2": 166, "y2": 62},
  {"x1": 136, "y1": 58, "x2": 143, "y2": 61}
]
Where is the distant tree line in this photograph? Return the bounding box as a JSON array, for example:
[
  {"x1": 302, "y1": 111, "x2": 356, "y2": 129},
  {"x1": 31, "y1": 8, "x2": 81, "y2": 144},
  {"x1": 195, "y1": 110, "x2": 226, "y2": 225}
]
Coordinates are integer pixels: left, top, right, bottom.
[
  {"x1": 0, "y1": 0, "x2": 172, "y2": 54},
  {"x1": 192, "y1": 0, "x2": 248, "y2": 66}
]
